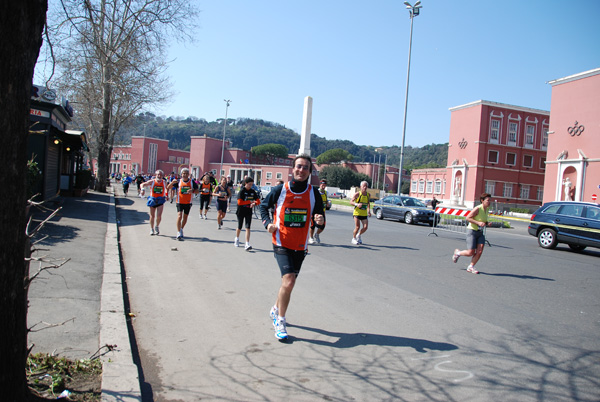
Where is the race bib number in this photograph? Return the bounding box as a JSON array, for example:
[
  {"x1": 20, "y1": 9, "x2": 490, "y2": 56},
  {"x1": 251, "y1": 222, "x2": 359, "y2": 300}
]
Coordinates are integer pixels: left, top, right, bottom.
[
  {"x1": 202, "y1": 188, "x2": 209, "y2": 193},
  {"x1": 153, "y1": 186, "x2": 163, "y2": 194},
  {"x1": 180, "y1": 187, "x2": 190, "y2": 194},
  {"x1": 284, "y1": 208, "x2": 307, "y2": 227}
]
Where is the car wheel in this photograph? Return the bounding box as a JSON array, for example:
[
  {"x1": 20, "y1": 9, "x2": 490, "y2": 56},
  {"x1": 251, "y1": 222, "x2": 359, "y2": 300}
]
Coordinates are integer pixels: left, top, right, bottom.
[
  {"x1": 375, "y1": 208, "x2": 383, "y2": 220},
  {"x1": 404, "y1": 212, "x2": 414, "y2": 225},
  {"x1": 568, "y1": 244, "x2": 587, "y2": 252},
  {"x1": 538, "y1": 228, "x2": 558, "y2": 249}
]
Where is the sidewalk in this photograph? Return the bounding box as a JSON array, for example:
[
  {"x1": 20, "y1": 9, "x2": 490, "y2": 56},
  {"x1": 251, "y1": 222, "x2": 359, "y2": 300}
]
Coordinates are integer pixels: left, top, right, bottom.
[{"x1": 27, "y1": 188, "x2": 141, "y2": 401}]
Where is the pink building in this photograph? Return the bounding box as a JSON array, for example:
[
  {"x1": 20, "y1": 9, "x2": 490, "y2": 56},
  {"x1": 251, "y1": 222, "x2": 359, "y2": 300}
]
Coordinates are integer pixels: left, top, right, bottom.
[
  {"x1": 107, "y1": 137, "x2": 190, "y2": 175},
  {"x1": 411, "y1": 100, "x2": 550, "y2": 210},
  {"x1": 544, "y1": 68, "x2": 600, "y2": 204}
]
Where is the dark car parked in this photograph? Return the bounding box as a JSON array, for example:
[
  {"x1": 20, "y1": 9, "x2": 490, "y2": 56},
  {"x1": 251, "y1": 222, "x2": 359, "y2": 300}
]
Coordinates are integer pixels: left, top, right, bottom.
[
  {"x1": 528, "y1": 201, "x2": 600, "y2": 251},
  {"x1": 373, "y1": 195, "x2": 438, "y2": 226}
]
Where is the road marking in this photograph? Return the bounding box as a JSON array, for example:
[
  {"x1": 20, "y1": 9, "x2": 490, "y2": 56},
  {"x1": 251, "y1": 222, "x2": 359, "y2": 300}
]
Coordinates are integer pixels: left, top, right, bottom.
[
  {"x1": 411, "y1": 354, "x2": 474, "y2": 382},
  {"x1": 434, "y1": 360, "x2": 474, "y2": 383}
]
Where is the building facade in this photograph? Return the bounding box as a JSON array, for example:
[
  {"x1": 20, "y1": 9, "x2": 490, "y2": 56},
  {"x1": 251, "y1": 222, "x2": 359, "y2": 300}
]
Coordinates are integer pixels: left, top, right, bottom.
[
  {"x1": 544, "y1": 68, "x2": 600, "y2": 204},
  {"x1": 411, "y1": 100, "x2": 550, "y2": 210}
]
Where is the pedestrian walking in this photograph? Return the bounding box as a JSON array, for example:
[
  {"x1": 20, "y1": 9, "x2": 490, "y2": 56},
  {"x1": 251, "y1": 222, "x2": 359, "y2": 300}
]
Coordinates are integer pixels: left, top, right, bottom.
[
  {"x1": 167, "y1": 168, "x2": 199, "y2": 240},
  {"x1": 259, "y1": 154, "x2": 325, "y2": 340},
  {"x1": 351, "y1": 181, "x2": 371, "y2": 245},
  {"x1": 452, "y1": 192, "x2": 492, "y2": 274},
  {"x1": 235, "y1": 177, "x2": 260, "y2": 250}
]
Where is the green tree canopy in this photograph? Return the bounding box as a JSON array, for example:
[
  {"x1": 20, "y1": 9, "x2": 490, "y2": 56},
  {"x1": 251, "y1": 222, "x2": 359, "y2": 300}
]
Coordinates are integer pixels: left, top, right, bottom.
[
  {"x1": 316, "y1": 148, "x2": 354, "y2": 165},
  {"x1": 251, "y1": 143, "x2": 289, "y2": 165},
  {"x1": 319, "y1": 166, "x2": 370, "y2": 190}
]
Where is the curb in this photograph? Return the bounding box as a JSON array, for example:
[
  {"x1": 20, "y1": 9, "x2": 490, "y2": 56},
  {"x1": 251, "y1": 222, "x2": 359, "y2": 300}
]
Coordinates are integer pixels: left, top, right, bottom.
[{"x1": 100, "y1": 191, "x2": 142, "y2": 401}]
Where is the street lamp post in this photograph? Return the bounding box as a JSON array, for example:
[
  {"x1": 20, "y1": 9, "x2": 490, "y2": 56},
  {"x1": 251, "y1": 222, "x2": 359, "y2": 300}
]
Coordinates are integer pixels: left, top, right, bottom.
[
  {"x1": 219, "y1": 99, "x2": 231, "y2": 180},
  {"x1": 397, "y1": 0, "x2": 422, "y2": 195}
]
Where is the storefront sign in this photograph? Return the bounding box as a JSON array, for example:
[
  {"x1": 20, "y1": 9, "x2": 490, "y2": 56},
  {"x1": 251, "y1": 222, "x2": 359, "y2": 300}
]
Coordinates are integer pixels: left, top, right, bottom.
[{"x1": 30, "y1": 108, "x2": 50, "y2": 118}]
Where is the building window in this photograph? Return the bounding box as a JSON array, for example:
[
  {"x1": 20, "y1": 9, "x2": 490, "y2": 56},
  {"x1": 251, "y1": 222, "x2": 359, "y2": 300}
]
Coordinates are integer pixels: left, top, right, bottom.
[
  {"x1": 266, "y1": 172, "x2": 272, "y2": 179},
  {"x1": 434, "y1": 180, "x2": 442, "y2": 194},
  {"x1": 418, "y1": 180, "x2": 425, "y2": 193},
  {"x1": 525, "y1": 125, "x2": 534, "y2": 148},
  {"x1": 490, "y1": 119, "x2": 500, "y2": 143},
  {"x1": 508, "y1": 122, "x2": 518, "y2": 144},
  {"x1": 542, "y1": 129, "x2": 549, "y2": 148},
  {"x1": 426, "y1": 181, "x2": 433, "y2": 194},
  {"x1": 506, "y1": 152, "x2": 516, "y2": 166},
  {"x1": 503, "y1": 183, "x2": 513, "y2": 198},
  {"x1": 411, "y1": 180, "x2": 417, "y2": 192},
  {"x1": 537, "y1": 187, "x2": 544, "y2": 201},
  {"x1": 169, "y1": 155, "x2": 176, "y2": 162},
  {"x1": 520, "y1": 185, "x2": 530, "y2": 200},
  {"x1": 485, "y1": 181, "x2": 495, "y2": 196},
  {"x1": 276, "y1": 172, "x2": 282, "y2": 179},
  {"x1": 540, "y1": 157, "x2": 546, "y2": 170},
  {"x1": 523, "y1": 154, "x2": 533, "y2": 168},
  {"x1": 122, "y1": 164, "x2": 127, "y2": 170},
  {"x1": 488, "y1": 150, "x2": 499, "y2": 164},
  {"x1": 285, "y1": 160, "x2": 290, "y2": 165}
]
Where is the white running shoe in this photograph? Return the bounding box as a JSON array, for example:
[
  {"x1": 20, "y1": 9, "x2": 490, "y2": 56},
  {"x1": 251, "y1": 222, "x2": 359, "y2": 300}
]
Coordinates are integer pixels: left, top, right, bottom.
[
  {"x1": 234, "y1": 237, "x2": 239, "y2": 247},
  {"x1": 314, "y1": 233, "x2": 320, "y2": 244},
  {"x1": 351, "y1": 237, "x2": 358, "y2": 245},
  {"x1": 274, "y1": 318, "x2": 288, "y2": 340},
  {"x1": 269, "y1": 306, "x2": 279, "y2": 325},
  {"x1": 245, "y1": 243, "x2": 252, "y2": 251},
  {"x1": 150, "y1": 228, "x2": 155, "y2": 236},
  {"x1": 309, "y1": 237, "x2": 315, "y2": 244},
  {"x1": 155, "y1": 226, "x2": 160, "y2": 235},
  {"x1": 357, "y1": 235, "x2": 362, "y2": 245},
  {"x1": 452, "y1": 249, "x2": 460, "y2": 263}
]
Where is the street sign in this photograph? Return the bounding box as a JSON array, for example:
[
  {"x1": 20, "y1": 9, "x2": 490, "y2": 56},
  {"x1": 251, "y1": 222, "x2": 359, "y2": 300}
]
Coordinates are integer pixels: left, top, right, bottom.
[{"x1": 592, "y1": 194, "x2": 597, "y2": 201}]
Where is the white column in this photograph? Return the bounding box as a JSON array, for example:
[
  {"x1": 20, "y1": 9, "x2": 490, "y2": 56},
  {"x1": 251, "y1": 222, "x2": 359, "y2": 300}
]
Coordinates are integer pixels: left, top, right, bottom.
[{"x1": 299, "y1": 96, "x2": 313, "y2": 156}]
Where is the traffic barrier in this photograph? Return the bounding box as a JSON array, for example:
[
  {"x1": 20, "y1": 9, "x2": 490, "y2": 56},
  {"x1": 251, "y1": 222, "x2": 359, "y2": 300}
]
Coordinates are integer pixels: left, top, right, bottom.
[
  {"x1": 429, "y1": 206, "x2": 493, "y2": 246},
  {"x1": 429, "y1": 207, "x2": 471, "y2": 236}
]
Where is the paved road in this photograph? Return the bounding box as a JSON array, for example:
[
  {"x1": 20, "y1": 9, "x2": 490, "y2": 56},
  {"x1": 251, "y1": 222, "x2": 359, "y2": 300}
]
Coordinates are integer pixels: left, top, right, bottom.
[{"x1": 115, "y1": 189, "x2": 600, "y2": 402}]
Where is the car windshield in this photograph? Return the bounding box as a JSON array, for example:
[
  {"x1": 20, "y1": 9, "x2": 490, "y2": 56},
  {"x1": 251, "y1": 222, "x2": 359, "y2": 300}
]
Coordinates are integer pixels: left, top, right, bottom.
[{"x1": 402, "y1": 197, "x2": 426, "y2": 207}]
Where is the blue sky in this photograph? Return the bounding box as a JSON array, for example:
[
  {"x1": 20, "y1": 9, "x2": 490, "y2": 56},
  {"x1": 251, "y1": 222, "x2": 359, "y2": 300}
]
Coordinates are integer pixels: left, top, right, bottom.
[{"x1": 59, "y1": 1, "x2": 600, "y2": 148}]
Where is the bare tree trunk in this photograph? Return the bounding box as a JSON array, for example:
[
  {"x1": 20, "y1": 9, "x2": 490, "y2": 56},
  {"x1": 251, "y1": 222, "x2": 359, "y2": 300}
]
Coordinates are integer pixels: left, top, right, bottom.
[{"x1": 0, "y1": 1, "x2": 48, "y2": 399}]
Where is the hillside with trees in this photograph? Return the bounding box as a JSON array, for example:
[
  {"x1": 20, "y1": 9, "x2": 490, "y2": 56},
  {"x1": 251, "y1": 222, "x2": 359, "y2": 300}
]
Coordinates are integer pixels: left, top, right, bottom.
[{"x1": 116, "y1": 113, "x2": 448, "y2": 171}]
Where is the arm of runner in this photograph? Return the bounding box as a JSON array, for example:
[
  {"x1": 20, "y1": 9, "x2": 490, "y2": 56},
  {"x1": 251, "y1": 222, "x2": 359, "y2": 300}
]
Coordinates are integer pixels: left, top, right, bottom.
[
  {"x1": 312, "y1": 187, "x2": 325, "y2": 226},
  {"x1": 260, "y1": 185, "x2": 282, "y2": 230}
]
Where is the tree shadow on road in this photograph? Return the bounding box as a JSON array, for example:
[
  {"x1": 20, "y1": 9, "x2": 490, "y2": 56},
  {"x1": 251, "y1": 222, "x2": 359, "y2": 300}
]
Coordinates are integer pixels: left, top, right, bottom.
[{"x1": 286, "y1": 324, "x2": 458, "y2": 353}]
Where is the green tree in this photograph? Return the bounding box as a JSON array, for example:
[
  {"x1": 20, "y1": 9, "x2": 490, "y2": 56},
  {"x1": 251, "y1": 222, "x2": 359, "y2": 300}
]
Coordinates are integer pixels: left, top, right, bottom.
[
  {"x1": 42, "y1": 0, "x2": 198, "y2": 192},
  {"x1": 319, "y1": 166, "x2": 370, "y2": 189},
  {"x1": 316, "y1": 148, "x2": 354, "y2": 165},
  {"x1": 251, "y1": 143, "x2": 289, "y2": 164}
]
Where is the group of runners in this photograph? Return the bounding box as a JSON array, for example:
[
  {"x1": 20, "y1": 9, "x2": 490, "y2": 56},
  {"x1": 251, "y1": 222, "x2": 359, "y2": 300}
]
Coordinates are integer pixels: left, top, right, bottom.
[{"x1": 129, "y1": 154, "x2": 492, "y2": 341}]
